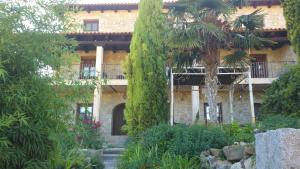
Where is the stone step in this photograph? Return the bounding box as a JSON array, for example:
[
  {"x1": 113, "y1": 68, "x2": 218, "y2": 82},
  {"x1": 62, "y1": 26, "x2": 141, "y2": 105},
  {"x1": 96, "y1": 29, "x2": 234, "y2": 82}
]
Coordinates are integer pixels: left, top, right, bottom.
[
  {"x1": 102, "y1": 154, "x2": 122, "y2": 161},
  {"x1": 103, "y1": 148, "x2": 125, "y2": 154}
]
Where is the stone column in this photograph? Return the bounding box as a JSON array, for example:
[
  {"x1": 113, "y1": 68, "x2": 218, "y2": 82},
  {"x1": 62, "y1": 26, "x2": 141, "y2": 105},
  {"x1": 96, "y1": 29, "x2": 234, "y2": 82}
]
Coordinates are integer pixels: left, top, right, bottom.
[
  {"x1": 191, "y1": 86, "x2": 200, "y2": 123},
  {"x1": 93, "y1": 46, "x2": 104, "y2": 122}
]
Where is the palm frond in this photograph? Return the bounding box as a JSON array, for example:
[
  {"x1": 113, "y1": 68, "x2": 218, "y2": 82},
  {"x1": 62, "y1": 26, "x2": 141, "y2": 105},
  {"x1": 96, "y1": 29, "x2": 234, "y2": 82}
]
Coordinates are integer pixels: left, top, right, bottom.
[
  {"x1": 233, "y1": 9, "x2": 264, "y2": 31},
  {"x1": 223, "y1": 50, "x2": 251, "y2": 68},
  {"x1": 167, "y1": 27, "x2": 202, "y2": 49},
  {"x1": 170, "y1": 49, "x2": 203, "y2": 69},
  {"x1": 232, "y1": 32, "x2": 276, "y2": 49}
]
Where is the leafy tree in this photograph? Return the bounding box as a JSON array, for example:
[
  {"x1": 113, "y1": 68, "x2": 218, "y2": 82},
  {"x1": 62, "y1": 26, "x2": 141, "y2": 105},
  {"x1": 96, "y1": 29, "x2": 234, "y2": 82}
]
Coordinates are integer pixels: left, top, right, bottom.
[
  {"x1": 0, "y1": 1, "x2": 98, "y2": 168},
  {"x1": 261, "y1": 64, "x2": 300, "y2": 117},
  {"x1": 167, "y1": 0, "x2": 272, "y2": 123},
  {"x1": 124, "y1": 0, "x2": 169, "y2": 136},
  {"x1": 281, "y1": 0, "x2": 300, "y2": 60}
]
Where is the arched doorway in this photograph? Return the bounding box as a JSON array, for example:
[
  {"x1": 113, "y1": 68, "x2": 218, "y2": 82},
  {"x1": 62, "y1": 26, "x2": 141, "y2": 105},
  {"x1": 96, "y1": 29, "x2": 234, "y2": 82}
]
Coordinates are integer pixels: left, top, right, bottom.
[{"x1": 112, "y1": 103, "x2": 126, "y2": 135}]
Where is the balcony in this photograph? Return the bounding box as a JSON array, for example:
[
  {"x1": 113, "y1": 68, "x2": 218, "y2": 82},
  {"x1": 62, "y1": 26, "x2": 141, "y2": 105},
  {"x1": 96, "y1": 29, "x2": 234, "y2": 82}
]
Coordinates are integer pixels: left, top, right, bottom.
[
  {"x1": 251, "y1": 61, "x2": 296, "y2": 78},
  {"x1": 102, "y1": 64, "x2": 125, "y2": 80}
]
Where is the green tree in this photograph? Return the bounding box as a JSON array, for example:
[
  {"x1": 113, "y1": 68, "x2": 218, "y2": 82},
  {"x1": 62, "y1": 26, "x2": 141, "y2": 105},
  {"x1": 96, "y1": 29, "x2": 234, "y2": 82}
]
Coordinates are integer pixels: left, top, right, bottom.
[
  {"x1": 281, "y1": 0, "x2": 300, "y2": 60},
  {"x1": 0, "y1": 1, "x2": 96, "y2": 168},
  {"x1": 124, "y1": 0, "x2": 169, "y2": 136},
  {"x1": 261, "y1": 64, "x2": 300, "y2": 117},
  {"x1": 167, "y1": 0, "x2": 272, "y2": 123}
]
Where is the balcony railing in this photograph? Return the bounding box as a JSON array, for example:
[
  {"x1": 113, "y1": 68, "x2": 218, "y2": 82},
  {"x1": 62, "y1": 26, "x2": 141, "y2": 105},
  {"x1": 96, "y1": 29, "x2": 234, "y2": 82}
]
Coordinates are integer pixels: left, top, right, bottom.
[
  {"x1": 251, "y1": 61, "x2": 296, "y2": 78},
  {"x1": 102, "y1": 64, "x2": 125, "y2": 80},
  {"x1": 79, "y1": 63, "x2": 96, "y2": 79}
]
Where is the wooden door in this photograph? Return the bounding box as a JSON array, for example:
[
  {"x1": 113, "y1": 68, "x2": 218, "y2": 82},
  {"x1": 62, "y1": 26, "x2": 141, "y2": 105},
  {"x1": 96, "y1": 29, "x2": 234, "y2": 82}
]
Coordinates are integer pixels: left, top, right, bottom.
[
  {"x1": 251, "y1": 55, "x2": 268, "y2": 78},
  {"x1": 112, "y1": 103, "x2": 126, "y2": 135}
]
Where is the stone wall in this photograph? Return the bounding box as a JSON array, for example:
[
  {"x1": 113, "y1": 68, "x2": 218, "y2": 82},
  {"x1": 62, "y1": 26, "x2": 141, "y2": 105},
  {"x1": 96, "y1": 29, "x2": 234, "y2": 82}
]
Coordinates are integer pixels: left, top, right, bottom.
[
  {"x1": 72, "y1": 5, "x2": 286, "y2": 33},
  {"x1": 173, "y1": 88, "x2": 265, "y2": 125},
  {"x1": 256, "y1": 128, "x2": 300, "y2": 169},
  {"x1": 100, "y1": 91, "x2": 127, "y2": 147}
]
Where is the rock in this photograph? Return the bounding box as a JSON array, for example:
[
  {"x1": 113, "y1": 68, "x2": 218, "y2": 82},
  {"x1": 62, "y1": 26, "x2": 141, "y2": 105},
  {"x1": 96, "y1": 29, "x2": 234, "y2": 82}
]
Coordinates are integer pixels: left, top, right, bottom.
[
  {"x1": 223, "y1": 145, "x2": 244, "y2": 161},
  {"x1": 243, "y1": 144, "x2": 255, "y2": 156},
  {"x1": 215, "y1": 160, "x2": 232, "y2": 169},
  {"x1": 210, "y1": 148, "x2": 222, "y2": 157},
  {"x1": 255, "y1": 128, "x2": 300, "y2": 169},
  {"x1": 230, "y1": 158, "x2": 255, "y2": 169}
]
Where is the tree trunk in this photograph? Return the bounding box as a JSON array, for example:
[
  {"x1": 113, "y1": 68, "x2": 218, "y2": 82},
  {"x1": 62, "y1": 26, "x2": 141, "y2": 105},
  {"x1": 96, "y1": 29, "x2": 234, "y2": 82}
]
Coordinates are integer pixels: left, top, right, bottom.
[
  {"x1": 204, "y1": 51, "x2": 220, "y2": 124},
  {"x1": 205, "y1": 69, "x2": 219, "y2": 124}
]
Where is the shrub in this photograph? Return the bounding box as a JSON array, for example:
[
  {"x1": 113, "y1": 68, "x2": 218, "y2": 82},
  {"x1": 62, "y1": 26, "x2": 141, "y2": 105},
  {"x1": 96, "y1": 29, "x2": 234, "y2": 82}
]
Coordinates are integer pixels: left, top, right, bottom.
[
  {"x1": 257, "y1": 114, "x2": 300, "y2": 131},
  {"x1": 75, "y1": 120, "x2": 103, "y2": 149},
  {"x1": 160, "y1": 153, "x2": 200, "y2": 169},
  {"x1": 141, "y1": 124, "x2": 233, "y2": 158},
  {"x1": 261, "y1": 64, "x2": 300, "y2": 117},
  {"x1": 223, "y1": 122, "x2": 255, "y2": 142},
  {"x1": 118, "y1": 144, "x2": 160, "y2": 169}
]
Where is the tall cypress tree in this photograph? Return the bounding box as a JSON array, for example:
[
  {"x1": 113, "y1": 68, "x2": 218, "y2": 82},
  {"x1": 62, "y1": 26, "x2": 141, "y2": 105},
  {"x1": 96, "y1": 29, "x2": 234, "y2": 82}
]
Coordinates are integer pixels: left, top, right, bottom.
[
  {"x1": 281, "y1": 0, "x2": 300, "y2": 60},
  {"x1": 124, "y1": 0, "x2": 168, "y2": 137}
]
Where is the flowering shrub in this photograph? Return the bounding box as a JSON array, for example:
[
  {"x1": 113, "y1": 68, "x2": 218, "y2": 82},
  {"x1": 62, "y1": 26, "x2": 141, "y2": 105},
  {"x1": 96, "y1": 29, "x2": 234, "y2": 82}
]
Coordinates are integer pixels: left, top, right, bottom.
[{"x1": 76, "y1": 120, "x2": 104, "y2": 149}]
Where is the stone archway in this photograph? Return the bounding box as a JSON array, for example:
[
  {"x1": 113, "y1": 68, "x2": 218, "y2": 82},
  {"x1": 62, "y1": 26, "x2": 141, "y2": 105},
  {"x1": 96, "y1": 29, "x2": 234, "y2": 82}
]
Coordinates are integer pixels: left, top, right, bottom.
[{"x1": 111, "y1": 103, "x2": 126, "y2": 135}]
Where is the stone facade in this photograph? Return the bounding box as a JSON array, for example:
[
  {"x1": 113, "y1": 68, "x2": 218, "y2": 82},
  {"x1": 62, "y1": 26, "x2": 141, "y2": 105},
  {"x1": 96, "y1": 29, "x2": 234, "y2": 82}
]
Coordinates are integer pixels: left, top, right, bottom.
[
  {"x1": 72, "y1": 4, "x2": 287, "y2": 33},
  {"x1": 173, "y1": 88, "x2": 265, "y2": 125},
  {"x1": 100, "y1": 91, "x2": 127, "y2": 147},
  {"x1": 256, "y1": 128, "x2": 300, "y2": 169}
]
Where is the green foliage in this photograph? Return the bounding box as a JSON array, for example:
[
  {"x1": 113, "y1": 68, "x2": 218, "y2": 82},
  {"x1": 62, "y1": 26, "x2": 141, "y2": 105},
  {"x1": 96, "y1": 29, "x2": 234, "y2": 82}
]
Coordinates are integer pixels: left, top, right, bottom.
[
  {"x1": 124, "y1": 0, "x2": 169, "y2": 136},
  {"x1": 281, "y1": 0, "x2": 300, "y2": 59},
  {"x1": 142, "y1": 124, "x2": 233, "y2": 158},
  {"x1": 160, "y1": 153, "x2": 200, "y2": 169},
  {"x1": 261, "y1": 64, "x2": 300, "y2": 117},
  {"x1": 0, "y1": 1, "x2": 102, "y2": 168},
  {"x1": 75, "y1": 121, "x2": 103, "y2": 149},
  {"x1": 257, "y1": 114, "x2": 300, "y2": 131},
  {"x1": 118, "y1": 144, "x2": 199, "y2": 169},
  {"x1": 118, "y1": 144, "x2": 161, "y2": 169},
  {"x1": 223, "y1": 122, "x2": 255, "y2": 142}
]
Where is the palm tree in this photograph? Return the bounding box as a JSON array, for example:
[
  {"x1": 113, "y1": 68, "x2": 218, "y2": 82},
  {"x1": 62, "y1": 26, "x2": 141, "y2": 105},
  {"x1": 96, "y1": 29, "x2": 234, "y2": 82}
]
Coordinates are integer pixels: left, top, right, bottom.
[{"x1": 167, "y1": 0, "x2": 273, "y2": 123}]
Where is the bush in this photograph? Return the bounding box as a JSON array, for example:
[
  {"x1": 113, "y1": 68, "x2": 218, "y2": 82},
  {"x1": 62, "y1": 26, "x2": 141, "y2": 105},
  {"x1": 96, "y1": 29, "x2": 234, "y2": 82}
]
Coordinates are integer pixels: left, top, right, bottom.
[
  {"x1": 75, "y1": 120, "x2": 103, "y2": 149},
  {"x1": 141, "y1": 124, "x2": 233, "y2": 158},
  {"x1": 118, "y1": 144, "x2": 160, "y2": 169},
  {"x1": 118, "y1": 144, "x2": 200, "y2": 169},
  {"x1": 160, "y1": 153, "x2": 199, "y2": 169},
  {"x1": 223, "y1": 122, "x2": 255, "y2": 142},
  {"x1": 261, "y1": 64, "x2": 300, "y2": 117},
  {"x1": 257, "y1": 114, "x2": 300, "y2": 131}
]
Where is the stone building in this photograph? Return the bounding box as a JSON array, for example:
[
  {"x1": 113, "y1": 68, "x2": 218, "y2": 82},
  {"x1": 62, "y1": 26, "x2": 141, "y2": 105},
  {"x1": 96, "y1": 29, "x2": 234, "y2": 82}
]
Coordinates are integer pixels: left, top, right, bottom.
[{"x1": 66, "y1": 0, "x2": 297, "y2": 147}]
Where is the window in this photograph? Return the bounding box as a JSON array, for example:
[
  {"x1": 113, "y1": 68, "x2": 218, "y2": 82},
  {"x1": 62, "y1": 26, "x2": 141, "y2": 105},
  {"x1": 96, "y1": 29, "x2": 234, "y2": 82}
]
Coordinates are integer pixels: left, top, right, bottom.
[
  {"x1": 77, "y1": 104, "x2": 93, "y2": 121},
  {"x1": 254, "y1": 103, "x2": 262, "y2": 119},
  {"x1": 80, "y1": 59, "x2": 96, "y2": 79},
  {"x1": 204, "y1": 103, "x2": 223, "y2": 123},
  {"x1": 83, "y1": 20, "x2": 99, "y2": 32}
]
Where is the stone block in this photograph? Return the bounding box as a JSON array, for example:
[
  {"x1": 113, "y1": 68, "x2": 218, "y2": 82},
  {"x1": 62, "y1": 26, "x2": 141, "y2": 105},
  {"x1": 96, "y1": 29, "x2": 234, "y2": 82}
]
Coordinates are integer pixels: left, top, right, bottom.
[
  {"x1": 255, "y1": 128, "x2": 300, "y2": 169},
  {"x1": 210, "y1": 148, "x2": 222, "y2": 157},
  {"x1": 223, "y1": 145, "x2": 244, "y2": 161}
]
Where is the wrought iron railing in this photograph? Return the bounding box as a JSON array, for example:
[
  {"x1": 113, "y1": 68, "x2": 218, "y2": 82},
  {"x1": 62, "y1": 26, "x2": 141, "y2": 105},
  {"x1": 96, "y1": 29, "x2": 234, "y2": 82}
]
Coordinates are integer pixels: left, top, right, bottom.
[
  {"x1": 251, "y1": 61, "x2": 296, "y2": 78},
  {"x1": 79, "y1": 63, "x2": 96, "y2": 79},
  {"x1": 102, "y1": 64, "x2": 125, "y2": 80}
]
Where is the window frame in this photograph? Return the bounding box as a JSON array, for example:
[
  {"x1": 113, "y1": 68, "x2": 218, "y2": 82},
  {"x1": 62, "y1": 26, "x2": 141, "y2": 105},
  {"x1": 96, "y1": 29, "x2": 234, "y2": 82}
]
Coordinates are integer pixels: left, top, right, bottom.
[
  {"x1": 77, "y1": 103, "x2": 94, "y2": 121},
  {"x1": 83, "y1": 19, "x2": 99, "y2": 32},
  {"x1": 204, "y1": 103, "x2": 223, "y2": 123}
]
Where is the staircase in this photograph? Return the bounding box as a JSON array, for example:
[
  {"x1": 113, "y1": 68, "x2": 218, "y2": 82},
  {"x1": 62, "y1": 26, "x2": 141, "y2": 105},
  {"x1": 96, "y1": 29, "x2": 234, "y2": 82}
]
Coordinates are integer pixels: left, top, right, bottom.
[{"x1": 102, "y1": 148, "x2": 124, "y2": 169}]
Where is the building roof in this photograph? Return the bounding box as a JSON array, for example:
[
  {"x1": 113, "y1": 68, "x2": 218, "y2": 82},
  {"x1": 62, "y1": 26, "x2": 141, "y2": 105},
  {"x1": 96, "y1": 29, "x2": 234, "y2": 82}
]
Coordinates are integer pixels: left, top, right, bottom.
[{"x1": 71, "y1": 0, "x2": 281, "y2": 11}]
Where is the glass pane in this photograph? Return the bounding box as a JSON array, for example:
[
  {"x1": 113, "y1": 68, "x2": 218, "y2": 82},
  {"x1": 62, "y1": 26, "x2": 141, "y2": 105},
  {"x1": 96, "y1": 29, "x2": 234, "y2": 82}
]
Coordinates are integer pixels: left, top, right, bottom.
[
  {"x1": 80, "y1": 107, "x2": 86, "y2": 113},
  {"x1": 83, "y1": 67, "x2": 90, "y2": 77},
  {"x1": 90, "y1": 67, "x2": 96, "y2": 77},
  {"x1": 92, "y1": 23, "x2": 98, "y2": 31}
]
